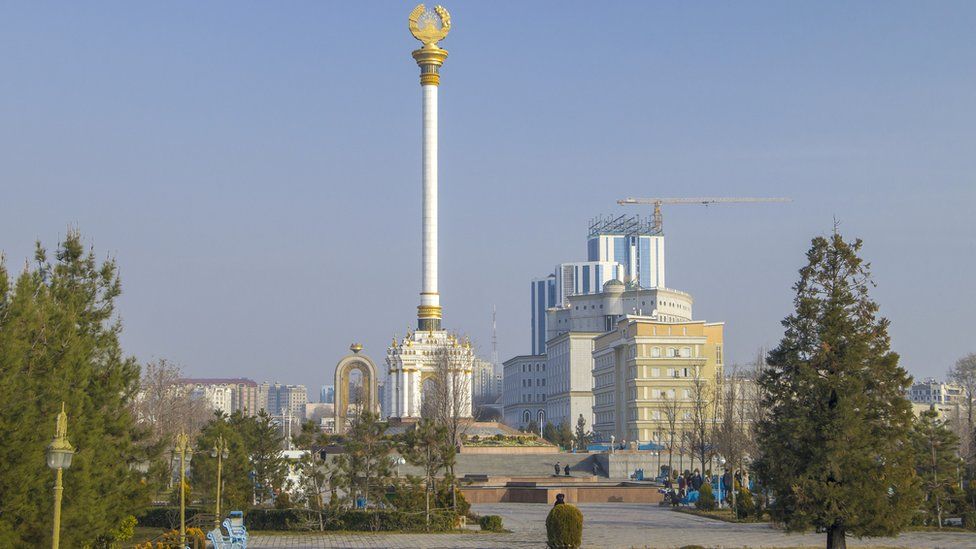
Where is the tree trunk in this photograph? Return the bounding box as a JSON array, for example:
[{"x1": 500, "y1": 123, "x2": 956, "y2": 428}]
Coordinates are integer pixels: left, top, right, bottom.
[
  {"x1": 826, "y1": 524, "x2": 846, "y2": 549},
  {"x1": 425, "y1": 481, "x2": 431, "y2": 529}
]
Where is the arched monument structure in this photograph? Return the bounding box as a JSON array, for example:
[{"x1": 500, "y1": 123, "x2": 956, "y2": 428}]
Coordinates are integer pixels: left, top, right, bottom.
[{"x1": 334, "y1": 343, "x2": 380, "y2": 434}]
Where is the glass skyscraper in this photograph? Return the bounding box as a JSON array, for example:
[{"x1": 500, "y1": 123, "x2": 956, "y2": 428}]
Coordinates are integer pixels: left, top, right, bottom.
[{"x1": 530, "y1": 215, "x2": 664, "y2": 354}]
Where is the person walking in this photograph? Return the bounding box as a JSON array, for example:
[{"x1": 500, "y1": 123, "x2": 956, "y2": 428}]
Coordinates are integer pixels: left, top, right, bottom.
[
  {"x1": 564, "y1": 464, "x2": 570, "y2": 476},
  {"x1": 554, "y1": 462, "x2": 560, "y2": 476}
]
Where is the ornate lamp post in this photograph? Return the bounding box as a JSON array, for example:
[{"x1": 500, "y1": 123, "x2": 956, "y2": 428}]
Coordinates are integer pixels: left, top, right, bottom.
[
  {"x1": 211, "y1": 435, "x2": 229, "y2": 528},
  {"x1": 47, "y1": 402, "x2": 75, "y2": 549},
  {"x1": 174, "y1": 431, "x2": 193, "y2": 547}
]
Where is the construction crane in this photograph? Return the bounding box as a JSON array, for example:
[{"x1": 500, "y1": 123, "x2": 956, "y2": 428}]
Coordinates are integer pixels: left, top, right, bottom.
[{"x1": 617, "y1": 197, "x2": 792, "y2": 233}]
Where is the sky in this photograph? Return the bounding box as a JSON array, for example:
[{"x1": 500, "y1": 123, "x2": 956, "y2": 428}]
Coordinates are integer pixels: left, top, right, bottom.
[{"x1": 1, "y1": 2, "x2": 974, "y2": 397}]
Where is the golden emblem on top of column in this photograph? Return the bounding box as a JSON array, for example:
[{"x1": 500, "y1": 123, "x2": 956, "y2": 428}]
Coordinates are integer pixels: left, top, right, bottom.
[{"x1": 409, "y1": 4, "x2": 451, "y2": 48}]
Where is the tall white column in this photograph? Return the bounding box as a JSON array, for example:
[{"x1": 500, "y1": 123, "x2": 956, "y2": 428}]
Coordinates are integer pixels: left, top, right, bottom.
[
  {"x1": 412, "y1": 370, "x2": 422, "y2": 416},
  {"x1": 400, "y1": 370, "x2": 409, "y2": 417},
  {"x1": 412, "y1": 36, "x2": 448, "y2": 332},
  {"x1": 421, "y1": 83, "x2": 439, "y2": 311}
]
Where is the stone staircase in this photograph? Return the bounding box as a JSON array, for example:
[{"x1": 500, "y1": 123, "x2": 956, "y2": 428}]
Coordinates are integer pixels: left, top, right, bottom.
[{"x1": 400, "y1": 452, "x2": 599, "y2": 478}]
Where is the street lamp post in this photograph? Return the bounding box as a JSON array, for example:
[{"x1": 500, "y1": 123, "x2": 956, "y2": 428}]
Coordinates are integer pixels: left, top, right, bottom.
[
  {"x1": 47, "y1": 402, "x2": 75, "y2": 549},
  {"x1": 211, "y1": 435, "x2": 229, "y2": 529},
  {"x1": 174, "y1": 431, "x2": 193, "y2": 547}
]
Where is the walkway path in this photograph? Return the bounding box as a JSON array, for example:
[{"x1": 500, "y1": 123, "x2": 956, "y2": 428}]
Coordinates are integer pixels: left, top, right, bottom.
[{"x1": 247, "y1": 503, "x2": 976, "y2": 548}]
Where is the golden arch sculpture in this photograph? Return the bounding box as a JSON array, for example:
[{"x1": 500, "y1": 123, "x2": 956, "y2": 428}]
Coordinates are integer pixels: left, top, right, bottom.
[{"x1": 334, "y1": 344, "x2": 380, "y2": 434}]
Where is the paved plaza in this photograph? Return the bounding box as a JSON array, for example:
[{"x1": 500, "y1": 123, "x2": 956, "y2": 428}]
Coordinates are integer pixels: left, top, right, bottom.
[{"x1": 247, "y1": 503, "x2": 976, "y2": 548}]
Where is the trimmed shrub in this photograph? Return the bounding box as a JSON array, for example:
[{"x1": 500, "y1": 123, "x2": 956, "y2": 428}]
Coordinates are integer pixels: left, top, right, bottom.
[
  {"x1": 133, "y1": 527, "x2": 206, "y2": 549},
  {"x1": 546, "y1": 504, "x2": 583, "y2": 549},
  {"x1": 734, "y1": 487, "x2": 754, "y2": 519},
  {"x1": 245, "y1": 508, "x2": 315, "y2": 530},
  {"x1": 244, "y1": 508, "x2": 458, "y2": 532},
  {"x1": 135, "y1": 507, "x2": 204, "y2": 529},
  {"x1": 479, "y1": 515, "x2": 504, "y2": 531},
  {"x1": 963, "y1": 510, "x2": 976, "y2": 530},
  {"x1": 695, "y1": 483, "x2": 716, "y2": 511}
]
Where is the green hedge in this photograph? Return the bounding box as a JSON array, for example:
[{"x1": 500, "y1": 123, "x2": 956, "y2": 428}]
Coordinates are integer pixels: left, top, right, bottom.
[
  {"x1": 479, "y1": 515, "x2": 504, "y2": 531},
  {"x1": 244, "y1": 508, "x2": 457, "y2": 532},
  {"x1": 135, "y1": 507, "x2": 204, "y2": 529},
  {"x1": 139, "y1": 506, "x2": 459, "y2": 532}
]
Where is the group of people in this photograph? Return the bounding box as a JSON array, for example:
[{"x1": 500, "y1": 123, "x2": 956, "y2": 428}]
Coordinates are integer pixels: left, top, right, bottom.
[
  {"x1": 553, "y1": 461, "x2": 571, "y2": 476},
  {"x1": 664, "y1": 468, "x2": 705, "y2": 499}
]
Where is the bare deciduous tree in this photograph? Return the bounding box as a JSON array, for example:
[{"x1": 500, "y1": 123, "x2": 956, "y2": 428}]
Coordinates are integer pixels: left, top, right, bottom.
[
  {"x1": 689, "y1": 365, "x2": 715, "y2": 475},
  {"x1": 715, "y1": 364, "x2": 753, "y2": 513},
  {"x1": 133, "y1": 358, "x2": 212, "y2": 446},
  {"x1": 422, "y1": 346, "x2": 473, "y2": 511},
  {"x1": 131, "y1": 358, "x2": 213, "y2": 491},
  {"x1": 660, "y1": 393, "x2": 681, "y2": 475}
]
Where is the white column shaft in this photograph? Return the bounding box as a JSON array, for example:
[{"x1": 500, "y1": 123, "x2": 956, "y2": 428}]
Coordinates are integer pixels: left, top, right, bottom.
[
  {"x1": 421, "y1": 84, "x2": 439, "y2": 308},
  {"x1": 412, "y1": 371, "x2": 422, "y2": 416}
]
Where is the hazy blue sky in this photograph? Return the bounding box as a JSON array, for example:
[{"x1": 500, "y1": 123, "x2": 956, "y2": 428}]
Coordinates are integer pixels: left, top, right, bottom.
[{"x1": 2, "y1": 2, "x2": 973, "y2": 395}]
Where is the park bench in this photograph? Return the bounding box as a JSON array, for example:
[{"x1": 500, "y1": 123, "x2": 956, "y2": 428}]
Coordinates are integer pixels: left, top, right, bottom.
[
  {"x1": 206, "y1": 511, "x2": 248, "y2": 548},
  {"x1": 206, "y1": 527, "x2": 243, "y2": 549},
  {"x1": 224, "y1": 511, "x2": 249, "y2": 547}
]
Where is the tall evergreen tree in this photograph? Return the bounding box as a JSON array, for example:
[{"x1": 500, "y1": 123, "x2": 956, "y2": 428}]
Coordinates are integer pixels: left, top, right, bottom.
[
  {"x1": 754, "y1": 231, "x2": 920, "y2": 549},
  {"x1": 398, "y1": 418, "x2": 454, "y2": 527},
  {"x1": 911, "y1": 408, "x2": 963, "y2": 528},
  {"x1": 0, "y1": 233, "x2": 147, "y2": 546},
  {"x1": 192, "y1": 412, "x2": 253, "y2": 512},
  {"x1": 331, "y1": 411, "x2": 393, "y2": 508},
  {"x1": 230, "y1": 410, "x2": 286, "y2": 505}
]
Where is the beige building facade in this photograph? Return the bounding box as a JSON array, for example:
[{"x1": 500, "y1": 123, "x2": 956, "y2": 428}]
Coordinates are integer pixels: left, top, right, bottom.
[{"x1": 592, "y1": 317, "x2": 724, "y2": 443}]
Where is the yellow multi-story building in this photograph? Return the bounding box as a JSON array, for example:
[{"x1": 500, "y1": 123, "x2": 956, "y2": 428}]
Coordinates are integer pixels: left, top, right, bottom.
[{"x1": 592, "y1": 317, "x2": 724, "y2": 444}]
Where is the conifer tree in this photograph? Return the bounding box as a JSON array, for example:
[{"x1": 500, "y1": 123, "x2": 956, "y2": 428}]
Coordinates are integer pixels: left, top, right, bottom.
[
  {"x1": 912, "y1": 408, "x2": 963, "y2": 528},
  {"x1": 0, "y1": 233, "x2": 146, "y2": 546},
  {"x1": 754, "y1": 231, "x2": 920, "y2": 549},
  {"x1": 231, "y1": 410, "x2": 286, "y2": 505},
  {"x1": 398, "y1": 418, "x2": 454, "y2": 527},
  {"x1": 331, "y1": 410, "x2": 393, "y2": 509},
  {"x1": 192, "y1": 412, "x2": 253, "y2": 512}
]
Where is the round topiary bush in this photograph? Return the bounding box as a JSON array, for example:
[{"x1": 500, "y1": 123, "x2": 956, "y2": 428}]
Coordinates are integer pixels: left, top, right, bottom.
[
  {"x1": 695, "y1": 483, "x2": 716, "y2": 511},
  {"x1": 546, "y1": 504, "x2": 583, "y2": 549},
  {"x1": 479, "y1": 514, "x2": 504, "y2": 531}
]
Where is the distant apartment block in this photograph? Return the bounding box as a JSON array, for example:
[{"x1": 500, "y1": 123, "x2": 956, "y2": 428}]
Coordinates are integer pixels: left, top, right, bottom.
[
  {"x1": 502, "y1": 355, "x2": 548, "y2": 430},
  {"x1": 182, "y1": 378, "x2": 261, "y2": 416},
  {"x1": 261, "y1": 382, "x2": 309, "y2": 421},
  {"x1": 907, "y1": 378, "x2": 965, "y2": 405}
]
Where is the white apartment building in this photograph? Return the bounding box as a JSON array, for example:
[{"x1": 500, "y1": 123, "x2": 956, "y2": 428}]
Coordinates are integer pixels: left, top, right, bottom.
[
  {"x1": 907, "y1": 378, "x2": 965, "y2": 405},
  {"x1": 544, "y1": 331, "x2": 601, "y2": 431},
  {"x1": 546, "y1": 282, "x2": 693, "y2": 341},
  {"x1": 188, "y1": 384, "x2": 234, "y2": 414},
  {"x1": 502, "y1": 355, "x2": 548, "y2": 429}
]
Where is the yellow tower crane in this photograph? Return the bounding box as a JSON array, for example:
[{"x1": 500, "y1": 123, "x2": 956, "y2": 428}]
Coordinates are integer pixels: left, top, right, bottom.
[{"x1": 617, "y1": 197, "x2": 792, "y2": 233}]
